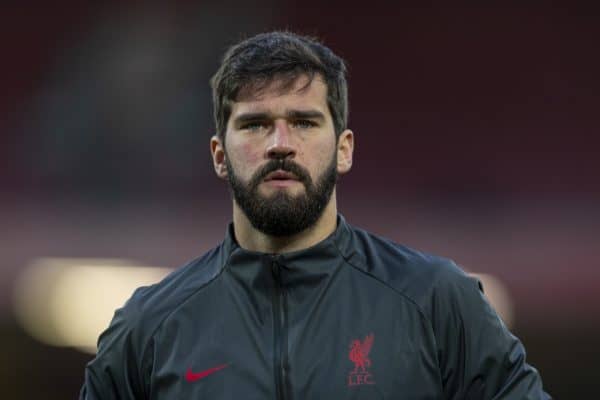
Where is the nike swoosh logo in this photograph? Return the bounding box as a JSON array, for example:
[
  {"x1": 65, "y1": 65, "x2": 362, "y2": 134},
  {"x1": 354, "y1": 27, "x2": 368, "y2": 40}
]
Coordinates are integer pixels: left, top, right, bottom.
[{"x1": 185, "y1": 364, "x2": 229, "y2": 382}]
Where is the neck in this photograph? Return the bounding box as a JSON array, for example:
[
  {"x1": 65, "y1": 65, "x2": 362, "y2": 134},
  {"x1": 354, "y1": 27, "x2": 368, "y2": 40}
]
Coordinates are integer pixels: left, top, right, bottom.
[{"x1": 232, "y1": 191, "x2": 338, "y2": 254}]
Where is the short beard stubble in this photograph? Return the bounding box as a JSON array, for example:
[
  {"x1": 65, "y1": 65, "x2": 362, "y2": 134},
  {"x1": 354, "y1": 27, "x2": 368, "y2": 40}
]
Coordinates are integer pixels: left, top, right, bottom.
[{"x1": 226, "y1": 151, "x2": 338, "y2": 237}]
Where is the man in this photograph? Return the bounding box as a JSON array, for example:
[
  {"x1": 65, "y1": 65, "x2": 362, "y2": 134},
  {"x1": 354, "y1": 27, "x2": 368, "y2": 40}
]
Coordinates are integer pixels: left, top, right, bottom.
[{"x1": 80, "y1": 31, "x2": 551, "y2": 399}]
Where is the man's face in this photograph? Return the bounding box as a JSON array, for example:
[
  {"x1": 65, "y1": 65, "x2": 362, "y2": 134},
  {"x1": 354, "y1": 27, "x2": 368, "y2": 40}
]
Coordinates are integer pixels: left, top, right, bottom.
[{"x1": 213, "y1": 74, "x2": 350, "y2": 237}]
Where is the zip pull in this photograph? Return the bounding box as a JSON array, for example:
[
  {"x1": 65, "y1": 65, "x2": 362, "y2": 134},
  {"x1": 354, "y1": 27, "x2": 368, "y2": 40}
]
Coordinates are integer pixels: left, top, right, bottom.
[{"x1": 270, "y1": 256, "x2": 282, "y2": 284}]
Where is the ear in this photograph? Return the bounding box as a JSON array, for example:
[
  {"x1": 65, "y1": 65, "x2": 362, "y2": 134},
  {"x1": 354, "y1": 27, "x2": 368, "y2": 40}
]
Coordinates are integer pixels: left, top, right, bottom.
[
  {"x1": 336, "y1": 129, "x2": 354, "y2": 175},
  {"x1": 210, "y1": 135, "x2": 228, "y2": 180}
]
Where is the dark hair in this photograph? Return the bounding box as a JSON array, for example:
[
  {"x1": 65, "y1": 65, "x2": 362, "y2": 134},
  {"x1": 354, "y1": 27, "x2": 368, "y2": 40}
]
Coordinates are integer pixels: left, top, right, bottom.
[{"x1": 210, "y1": 31, "x2": 348, "y2": 139}]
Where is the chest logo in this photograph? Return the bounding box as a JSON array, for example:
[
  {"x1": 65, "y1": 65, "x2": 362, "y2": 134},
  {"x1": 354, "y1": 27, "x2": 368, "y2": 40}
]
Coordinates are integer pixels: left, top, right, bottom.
[
  {"x1": 348, "y1": 333, "x2": 375, "y2": 386},
  {"x1": 185, "y1": 364, "x2": 229, "y2": 382}
]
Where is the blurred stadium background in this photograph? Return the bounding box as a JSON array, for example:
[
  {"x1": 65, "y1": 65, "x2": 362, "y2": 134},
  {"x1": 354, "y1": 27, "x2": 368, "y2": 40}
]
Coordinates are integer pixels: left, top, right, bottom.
[{"x1": 2, "y1": 2, "x2": 599, "y2": 398}]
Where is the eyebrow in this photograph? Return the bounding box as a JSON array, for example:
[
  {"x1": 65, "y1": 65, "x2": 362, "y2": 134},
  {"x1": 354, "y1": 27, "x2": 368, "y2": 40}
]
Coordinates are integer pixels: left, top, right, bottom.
[
  {"x1": 286, "y1": 110, "x2": 326, "y2": 121},
  {"x1": 233, "y1": 110, "x2": 326, "y2": 125}
]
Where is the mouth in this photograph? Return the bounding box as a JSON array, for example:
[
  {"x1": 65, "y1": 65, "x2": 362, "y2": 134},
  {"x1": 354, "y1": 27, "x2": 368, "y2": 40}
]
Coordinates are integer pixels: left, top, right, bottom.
[
  {"x1": 263, "y1": 170, "x2": 300, "y2": 188},
  {"x1": 264, "y1": 170, "x2": 299, "y2": 182}
]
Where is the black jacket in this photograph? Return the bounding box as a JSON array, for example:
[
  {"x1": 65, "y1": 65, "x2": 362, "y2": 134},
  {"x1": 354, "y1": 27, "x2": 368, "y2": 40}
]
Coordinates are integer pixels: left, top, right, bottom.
[{"x1": 80, "y1": 216, "x2": 550, "y2": 399}]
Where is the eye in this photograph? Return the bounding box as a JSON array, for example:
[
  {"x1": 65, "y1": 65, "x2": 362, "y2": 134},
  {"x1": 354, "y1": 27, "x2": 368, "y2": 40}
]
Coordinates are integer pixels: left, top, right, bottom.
[
  {"x1": 293, "y1": 119, "x2": 318, "y2": 129},
  {"x1": 241, "y1": 121, "x2": 269, "y2": 132}
]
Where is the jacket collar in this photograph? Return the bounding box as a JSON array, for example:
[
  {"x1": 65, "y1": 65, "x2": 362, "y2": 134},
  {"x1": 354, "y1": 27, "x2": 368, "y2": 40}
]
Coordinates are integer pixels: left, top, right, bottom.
[
  {"x1": 221, "y1": 215, "x2": 355, "y2": 292},
  {"x1": 223, "y1": 214, "x2": 354, "y2": 264}
]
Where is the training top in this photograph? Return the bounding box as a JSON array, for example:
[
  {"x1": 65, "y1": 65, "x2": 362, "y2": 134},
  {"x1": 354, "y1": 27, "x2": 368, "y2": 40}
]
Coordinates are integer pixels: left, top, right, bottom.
[{"x1": 80, "y1": 215, "x2": 551, "y2": 399}]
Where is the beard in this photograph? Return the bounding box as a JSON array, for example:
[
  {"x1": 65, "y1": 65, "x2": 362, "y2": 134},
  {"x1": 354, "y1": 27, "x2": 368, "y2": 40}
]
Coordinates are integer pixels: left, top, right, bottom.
[{"x1": 226, "y1": 152, "x2": 338, "y2": 237}]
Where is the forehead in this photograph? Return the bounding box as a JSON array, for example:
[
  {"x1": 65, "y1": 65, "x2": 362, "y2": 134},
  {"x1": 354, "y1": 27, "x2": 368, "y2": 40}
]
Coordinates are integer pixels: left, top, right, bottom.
[{"x1": 230, "y1": 75, "x2": 330, "y2": 118}]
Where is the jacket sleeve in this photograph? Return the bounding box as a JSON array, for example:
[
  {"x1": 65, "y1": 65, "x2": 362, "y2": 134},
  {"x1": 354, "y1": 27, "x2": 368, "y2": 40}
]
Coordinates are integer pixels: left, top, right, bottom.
[
  {"x1": 433, "y1": 264, "x2": 551, "y2": 400},
  {"x1": 80, "y1": 290, "x2": 153, "y2": 400}
]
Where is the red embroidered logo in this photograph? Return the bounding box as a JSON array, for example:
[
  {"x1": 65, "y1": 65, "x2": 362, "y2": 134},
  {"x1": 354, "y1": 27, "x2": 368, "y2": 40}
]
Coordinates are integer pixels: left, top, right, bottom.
[
  {"x1": 348, "y1": 333, "x2": 375, "y2": 386},
  {"x1": 185, "y1": 364, "x2": 229, "y2": 382}
]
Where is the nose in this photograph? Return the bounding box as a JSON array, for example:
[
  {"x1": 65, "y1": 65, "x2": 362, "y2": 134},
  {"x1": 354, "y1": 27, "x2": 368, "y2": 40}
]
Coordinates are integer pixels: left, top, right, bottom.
[{"x1": 266, "y1": 120, "x2": 296, "y2": 160}]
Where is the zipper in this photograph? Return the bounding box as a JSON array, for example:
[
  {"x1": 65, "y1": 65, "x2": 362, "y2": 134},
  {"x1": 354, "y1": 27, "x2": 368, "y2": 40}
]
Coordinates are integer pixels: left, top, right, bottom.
[{"x1": 271, "y1": 258, "x2": 289, "y2": 400}]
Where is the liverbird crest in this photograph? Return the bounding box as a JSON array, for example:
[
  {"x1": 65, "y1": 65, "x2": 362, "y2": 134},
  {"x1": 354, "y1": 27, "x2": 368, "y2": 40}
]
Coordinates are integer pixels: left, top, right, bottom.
[{"x1": 348, "y1": 333, "x2": 374, "y2": 374}]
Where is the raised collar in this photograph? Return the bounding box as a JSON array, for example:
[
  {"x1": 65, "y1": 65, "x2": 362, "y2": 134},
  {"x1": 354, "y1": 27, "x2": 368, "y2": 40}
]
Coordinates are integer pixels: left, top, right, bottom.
[
  {"x1": 220, "y1": 215, "x2": 357, "y2": 316},
  {"x1": 219, "y1": 215, "x2": 356, "y2": 298},
  {"x1": 222, "y1": 214, "x2": 355, "y2": 264}
]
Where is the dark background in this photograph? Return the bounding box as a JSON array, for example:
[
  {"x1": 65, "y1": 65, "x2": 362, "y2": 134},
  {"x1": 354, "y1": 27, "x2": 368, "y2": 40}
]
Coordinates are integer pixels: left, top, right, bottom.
[{"x1": 2, "y1": 2, "x2": 599, "y2": 398}]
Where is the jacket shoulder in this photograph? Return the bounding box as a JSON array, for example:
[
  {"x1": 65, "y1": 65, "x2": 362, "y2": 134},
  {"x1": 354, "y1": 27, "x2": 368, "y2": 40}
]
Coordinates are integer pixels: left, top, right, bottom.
[
  {"x1": 122, "y1": 244, "x2": 225, "y2": 330},
  {"x1": 96, "y1": 244, "x2": 226, "y2": 355},
  {"x1": 346, "y1": 226, "x2": 477, "y2": 315}
]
